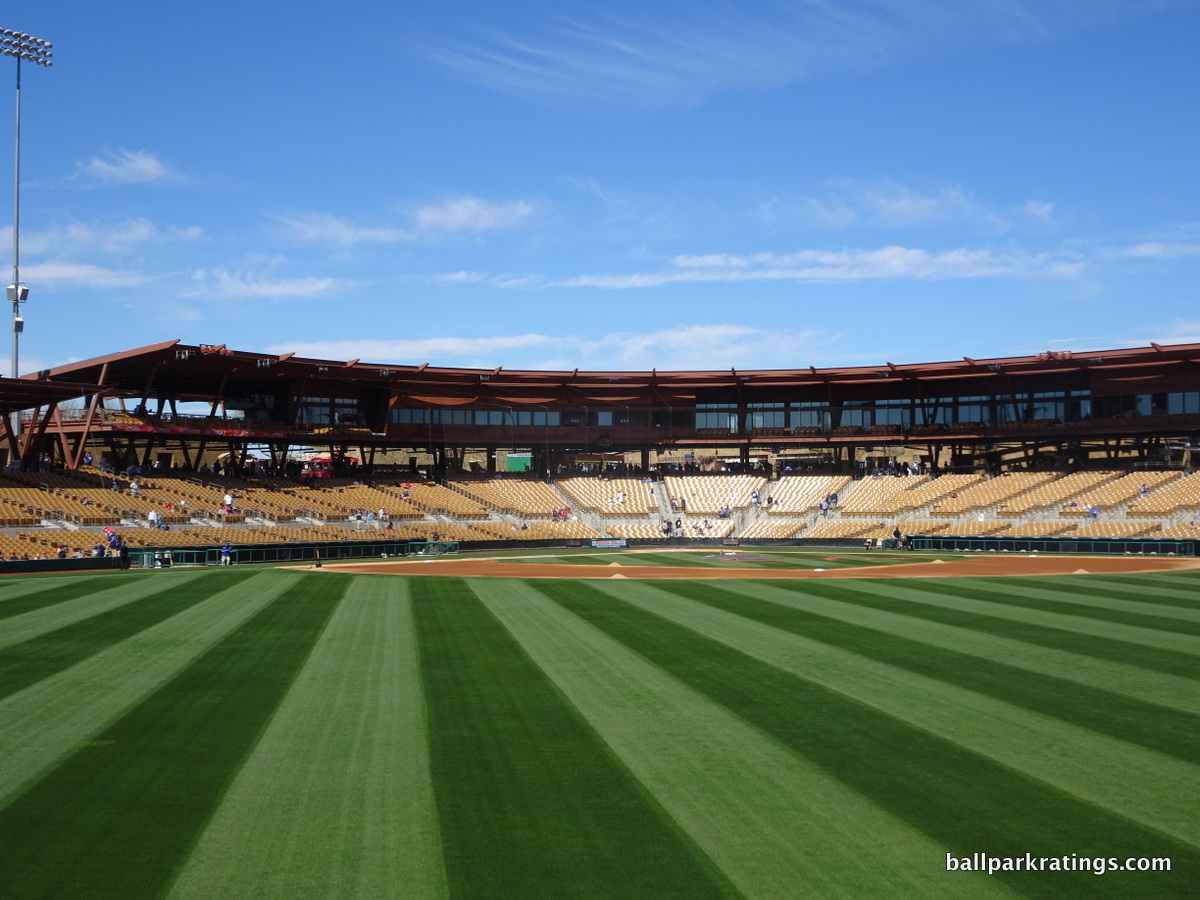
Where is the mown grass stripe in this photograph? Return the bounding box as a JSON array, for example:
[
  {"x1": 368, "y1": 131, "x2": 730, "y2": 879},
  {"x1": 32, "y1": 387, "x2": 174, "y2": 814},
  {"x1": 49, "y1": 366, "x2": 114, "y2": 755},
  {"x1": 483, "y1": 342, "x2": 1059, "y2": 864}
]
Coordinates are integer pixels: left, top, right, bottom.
[
  {"x1": 545, "y1": 579, "x2": 1199, "y2": 899},
  {"x1": 991, "y1": 574, "x2": 1200, "y2": 618},
  {"x1": 167, "y1": 577, "x2": 448, "y2": 900},
  {"x1": 1071, "y1": 571, "x2": 1200, "y2": 606},
  {"x1": 0, "y1": 570, "x2": 303, "y2": 807},
  {"x1": 0, "y1": 569, "x2": 258, "y2": 702},
  {"x1": 473, "y1": 579, "x2": 1011, "y2": 900},
  {"x1": 780, "y1": 579, "x2": 1200, "y2": 679},
  {"x1": 0, "y1": 575, "x2": 127, "y2": 622},
  {"x1": 411, "y1": 577, "x2": 737, "y2": 900},
  {"x1": 0, "y1": 573, "x2": 344, "y2": 900},
  {"x1": 895, "y1": 577, "x2": 1200, "y2": 632},
  {"x1": 656, "y1": 580, "x2": 1200, "y2": 763},
  {"x1": 831, "y1": 577, "x2": 1200, "y2": 654},
  {"x1": 590, "y1": 578, "x2": 1200, "y2": 849},
  {"x1": 701, "y1": 577, "x2": 1200, "y2": 717},
  {"x1": 0, "y1": 571, "x2": 199, "y2": 651}
]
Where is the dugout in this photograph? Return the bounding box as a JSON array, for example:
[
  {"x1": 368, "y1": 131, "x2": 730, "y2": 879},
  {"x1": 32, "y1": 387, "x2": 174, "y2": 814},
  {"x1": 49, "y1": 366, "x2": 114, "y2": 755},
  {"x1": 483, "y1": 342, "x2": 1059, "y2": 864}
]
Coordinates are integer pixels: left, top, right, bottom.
[
  {"x1": 907, "y1": 534, "x2": 1197, "y2": 556},
  {"x1": 131, "y1": 539, "x2": 460, "y2": 567}
]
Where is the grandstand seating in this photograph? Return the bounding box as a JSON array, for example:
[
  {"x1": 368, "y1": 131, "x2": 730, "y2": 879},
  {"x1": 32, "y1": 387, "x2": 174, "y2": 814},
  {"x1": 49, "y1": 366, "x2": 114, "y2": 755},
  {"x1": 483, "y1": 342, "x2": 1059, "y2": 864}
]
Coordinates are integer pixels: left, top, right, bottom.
[
  {"x1": 1155, "y1": 522, "x2": 1200, "y2": 539},
  {"x1": 998, "y1": 471, "x2": 1120, "y2": 515},
  {"x1": 994, "y1": 520, "x2": 1078, "y2": 537},
  {"x1": 386, "y1": 482, "x2": 489, "y2": 518},
  {"x1": 888, "y1": 519, "x2": 954, "y2": 536},
  {"x1": 803, "y1": 519, "x2": 882, "y2": 539},
  {"x1": 470, "y1": 520, "x2": 602, "y2": 540},
  {"x1": 663, "y1": 474, "x2": 767, "y2": 515},
  {"x1": 1, "y1": 466, "x2": 1197, "y2": 556},
  {"x1": 835, "y1": 474, "x2": 931, "y2": 516},
  {"x1": 557, "y1": 477, "x2": 658, "y2": 515},
  {"x1": 1125, "y1": 471, "x2": 1200, "y2": 517},
  {"x1": 450, "y1": 480, "x2": 568, "y2": 517},
  {"x1": 928, "y1": 520, "x2": 1012, "y2": 536},
  {"x1": 739, "y1": 518, "x2": 807, "y2": 539},
  {"x1": 1059, "y1": 471, "x2": 1177, "y2": 515},
  {"x1": 766, "y1": 474, "x2": 851, "y2": 515},
  {"x1": 930, "y1": 473, "x2": 1055, "y2": 517},
  {"x1": 838, "y1": 473, "x2": 984, "y2": 517},
  {"x1": 604, "y1": 523, "x2": 671, "y2": 539},
  {"x1": 1071, "y1": 520, "x2": 1162, "y2": 538}
]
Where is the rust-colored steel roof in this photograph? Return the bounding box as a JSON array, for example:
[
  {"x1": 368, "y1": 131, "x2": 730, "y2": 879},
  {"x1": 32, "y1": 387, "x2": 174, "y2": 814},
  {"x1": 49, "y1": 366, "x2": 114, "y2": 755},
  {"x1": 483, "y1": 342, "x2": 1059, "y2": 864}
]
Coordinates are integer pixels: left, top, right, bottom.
[
  {"x1": 0, "y1": 376, "x2": 107, "y2": 412},
  {"x1": 38, "y1": 339, "x2": 1200, "y2": 403}
]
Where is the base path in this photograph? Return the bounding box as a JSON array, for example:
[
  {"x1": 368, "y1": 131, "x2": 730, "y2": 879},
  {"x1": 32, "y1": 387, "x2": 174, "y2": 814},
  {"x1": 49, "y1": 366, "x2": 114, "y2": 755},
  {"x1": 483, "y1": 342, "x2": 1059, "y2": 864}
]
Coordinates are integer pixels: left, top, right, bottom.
[{"x1": 313, "y1": 554, "x2": 1200, "y2": 580}]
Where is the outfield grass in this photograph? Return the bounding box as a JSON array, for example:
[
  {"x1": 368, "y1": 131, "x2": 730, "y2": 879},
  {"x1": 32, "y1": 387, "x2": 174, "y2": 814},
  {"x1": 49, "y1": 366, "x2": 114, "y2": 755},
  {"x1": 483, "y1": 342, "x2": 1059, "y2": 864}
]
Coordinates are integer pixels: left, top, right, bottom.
[{"x1": 0, "y1": 561, "x2": 1196, "y2": 899}]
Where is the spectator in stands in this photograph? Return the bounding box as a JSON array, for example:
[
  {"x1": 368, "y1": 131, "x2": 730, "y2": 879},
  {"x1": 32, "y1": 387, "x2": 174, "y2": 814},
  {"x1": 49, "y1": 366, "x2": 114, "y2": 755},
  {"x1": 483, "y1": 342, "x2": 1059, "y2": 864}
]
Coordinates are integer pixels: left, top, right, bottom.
[
  {"x1": 129, "y1": 480, "x2": 140, "y2": 498},
  {"x1": 56, "y1": 546, "x2": 67, "y2": 559}
]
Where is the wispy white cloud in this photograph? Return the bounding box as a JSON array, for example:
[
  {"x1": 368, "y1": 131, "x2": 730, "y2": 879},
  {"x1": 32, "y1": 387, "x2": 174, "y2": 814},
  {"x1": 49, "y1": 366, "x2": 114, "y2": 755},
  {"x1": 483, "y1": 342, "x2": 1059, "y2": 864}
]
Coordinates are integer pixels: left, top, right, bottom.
[
  {"x1": 558, "y1": 244, "x2": 1084, "y2": 288},
  {"x1": 581, "y1": 324, "x2": 831, "y2": 370},
  {"x1": 22, "y1": 218, "x2": 203, "y2": 255},
  {"x1": 74, "y1": 149, "x2": 178, "y2": 185},
  {"x1": 190, "y1": 268, "x2": 344, "y2": 299},
  {"x1": 266, "y1": 324, "x2": 832, "y2": 370},
  {"x1": 1117, "y1": 241, "x2": 1200, "y2": 260},
  {"x1": 426, "y1": 1, "x2": 1173, "y2": 106},
  {"x1": 672, "y1": 253, "x2": 749, "y2": 268},
  {"x1": 273, "y1": 212, "x2": 407, "y2": 246},
  {"x1": 21, "y1": 261, "x2": 151, "y2": 288},
  {"x1": 277, "y1": 195, "x2": 538, "y2": 247},
  {"x1": 1022, "y1": 200, "x2": 1059, "y2": 224},
  {"x1": 410, "y1": 195, "x2": 536, "y2": 232},
  {"x1": 432, "y1": 270, "x2": 486, "y2": 283},
  {"x1": 754, "y1": 181, "x2": 1016, "y2": 231},
  {"x1": 266, "y1": 333, "x2": 556, "y2": 365}
]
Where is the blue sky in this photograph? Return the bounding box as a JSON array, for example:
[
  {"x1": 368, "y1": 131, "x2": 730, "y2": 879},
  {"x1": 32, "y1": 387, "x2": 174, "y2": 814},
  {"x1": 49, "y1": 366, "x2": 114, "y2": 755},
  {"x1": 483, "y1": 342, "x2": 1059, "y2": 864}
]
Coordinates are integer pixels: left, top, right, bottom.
[{"x1": 4, "y1": 1, "x2": 1200, "y2": 374}]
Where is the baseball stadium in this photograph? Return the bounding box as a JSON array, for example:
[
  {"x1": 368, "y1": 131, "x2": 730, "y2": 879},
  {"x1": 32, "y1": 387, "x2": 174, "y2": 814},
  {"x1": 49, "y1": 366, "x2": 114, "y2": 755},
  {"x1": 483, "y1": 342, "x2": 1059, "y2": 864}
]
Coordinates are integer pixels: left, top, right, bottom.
[{"x1": 0, "y1": 338, "x2": 1196, "y2": 899}]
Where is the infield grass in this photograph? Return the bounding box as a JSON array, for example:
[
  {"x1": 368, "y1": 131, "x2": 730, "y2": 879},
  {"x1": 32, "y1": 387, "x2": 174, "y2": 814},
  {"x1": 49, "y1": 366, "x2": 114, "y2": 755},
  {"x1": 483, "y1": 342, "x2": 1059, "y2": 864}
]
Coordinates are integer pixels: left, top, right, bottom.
[{"x1": 0, "y1": 560, "x2": 1195, "y2": 899}]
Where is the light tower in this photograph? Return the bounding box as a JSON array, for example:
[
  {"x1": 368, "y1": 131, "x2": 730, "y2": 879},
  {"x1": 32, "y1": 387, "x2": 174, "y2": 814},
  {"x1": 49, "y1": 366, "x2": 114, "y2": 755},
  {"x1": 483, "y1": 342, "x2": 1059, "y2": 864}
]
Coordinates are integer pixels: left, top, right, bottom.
[{"x1": 2, "y1": 28, "x2": 53, "y2": 380}]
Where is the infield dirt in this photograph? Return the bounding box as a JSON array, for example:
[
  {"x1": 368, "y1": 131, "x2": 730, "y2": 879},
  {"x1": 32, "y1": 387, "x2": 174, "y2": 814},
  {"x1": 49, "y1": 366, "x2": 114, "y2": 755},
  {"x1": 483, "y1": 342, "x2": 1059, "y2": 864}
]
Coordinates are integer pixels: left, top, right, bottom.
[{"x1": 312, "y1": 553, "x2": 1200, "y2": 580}]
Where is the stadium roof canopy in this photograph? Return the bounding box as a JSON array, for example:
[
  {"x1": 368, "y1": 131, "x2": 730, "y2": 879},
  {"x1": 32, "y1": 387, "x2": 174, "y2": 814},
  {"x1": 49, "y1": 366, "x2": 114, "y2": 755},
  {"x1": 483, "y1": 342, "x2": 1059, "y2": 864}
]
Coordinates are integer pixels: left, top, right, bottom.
[{"x1": 37, "y1": 338, "x2": 1200, "y2": 404}]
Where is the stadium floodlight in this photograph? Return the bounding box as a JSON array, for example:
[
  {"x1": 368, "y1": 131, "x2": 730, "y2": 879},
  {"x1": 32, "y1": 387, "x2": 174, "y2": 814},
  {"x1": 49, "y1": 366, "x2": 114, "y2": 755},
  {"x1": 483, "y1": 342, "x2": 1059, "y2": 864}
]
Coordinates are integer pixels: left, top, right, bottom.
[{"x1": 3, "y1": 28, "x2": 51, "y2": 389}]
